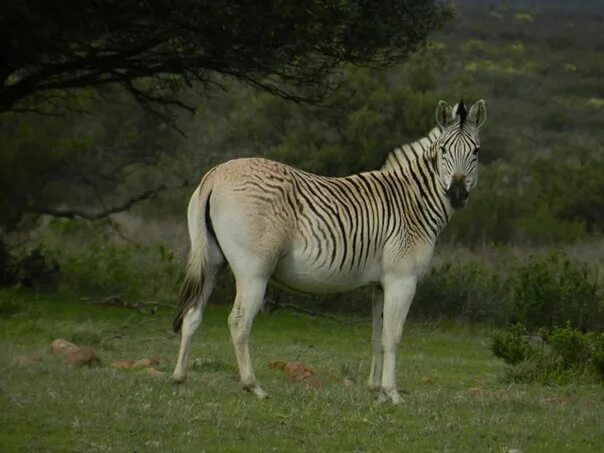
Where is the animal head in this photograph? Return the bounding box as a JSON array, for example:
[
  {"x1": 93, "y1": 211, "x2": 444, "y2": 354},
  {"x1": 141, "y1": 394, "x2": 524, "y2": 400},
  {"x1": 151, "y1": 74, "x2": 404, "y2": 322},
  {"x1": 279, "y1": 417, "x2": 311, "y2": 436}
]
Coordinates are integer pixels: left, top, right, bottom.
[{"x1": 434, "y1": 99, "x2": 487, "y2": 209}]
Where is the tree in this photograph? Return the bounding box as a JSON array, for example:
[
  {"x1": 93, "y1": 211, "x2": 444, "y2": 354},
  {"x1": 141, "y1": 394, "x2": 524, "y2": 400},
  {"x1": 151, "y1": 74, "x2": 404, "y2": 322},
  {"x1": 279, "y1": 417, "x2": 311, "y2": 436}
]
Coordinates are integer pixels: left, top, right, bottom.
[
  {"x1": 0, "y1": 95, "x2": 192, "y2": 285},
  {"x1": 1, "y1": 0, "x2": 452, "y2": 115},
  {"x1": 0, "y1": 0, "x2": 452, "y2": 285}
]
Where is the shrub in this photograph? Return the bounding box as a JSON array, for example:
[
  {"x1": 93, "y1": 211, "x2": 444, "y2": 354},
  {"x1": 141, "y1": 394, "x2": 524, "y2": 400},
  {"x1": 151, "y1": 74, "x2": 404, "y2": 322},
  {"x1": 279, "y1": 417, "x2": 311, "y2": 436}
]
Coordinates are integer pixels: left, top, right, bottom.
[
  {"x1": 3, "y1": 245, "x2": 60, "y2": 290},
  {"x1": 491, "y1": 323, "x2": 604, "y2": 384},
  {"x1": 491, "y1": 323, "x2": 535, "y2": 365},
  {"x1": 413, "y1": 261, "x2": 508, "y2": 324},
  {"x1": 509, "y1": 252, "x2": 603, "y2": 331},
  {"x1": 413, "y1": 253, "x2": 602, "y2": 330},
  {"x1": 541, "y1": 109, "x2": 572, "y2": 131},
  {"x1": 58, "y1": 242, "x2": 182, "y2": 301},
  {"x1": 0, "y1": 289, "x2": 23, "y2": 316},
  {"x1": 587, "y1": 332, "x2": 604, "y2": 378},
  {"x1": 547, "y1": 323, "x2": 590, "y2": 369}
]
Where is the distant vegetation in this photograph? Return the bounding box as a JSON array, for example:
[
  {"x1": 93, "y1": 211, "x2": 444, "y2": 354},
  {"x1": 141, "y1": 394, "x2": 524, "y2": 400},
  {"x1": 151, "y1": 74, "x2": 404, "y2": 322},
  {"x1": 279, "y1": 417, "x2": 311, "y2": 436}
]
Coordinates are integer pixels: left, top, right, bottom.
[{"x1": 1, "y1": 3, "x2": 603, "y2": 332}]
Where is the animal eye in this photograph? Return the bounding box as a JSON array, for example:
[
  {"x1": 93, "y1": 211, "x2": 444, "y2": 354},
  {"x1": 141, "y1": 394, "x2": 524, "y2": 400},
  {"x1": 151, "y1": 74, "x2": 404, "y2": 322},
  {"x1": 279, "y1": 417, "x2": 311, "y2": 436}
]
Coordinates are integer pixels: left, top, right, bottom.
[
  {"x1": 473, "y1": 147, "x2": 480, "y2": 156},
  {"x1": 440, "y1": 146, "x2": 447, "y2": 154}
]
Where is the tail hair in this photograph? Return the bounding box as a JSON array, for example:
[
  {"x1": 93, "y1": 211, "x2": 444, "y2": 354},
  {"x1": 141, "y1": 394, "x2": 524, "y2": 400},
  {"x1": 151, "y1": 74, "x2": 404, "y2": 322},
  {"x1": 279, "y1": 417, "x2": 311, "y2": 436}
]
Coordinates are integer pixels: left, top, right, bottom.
[
  {"x1": 172, "y1": 178, "x2": 213, "y2": 332},
  {"x1": 172, "y1": 257, "x2": 205, "y2": 332}
]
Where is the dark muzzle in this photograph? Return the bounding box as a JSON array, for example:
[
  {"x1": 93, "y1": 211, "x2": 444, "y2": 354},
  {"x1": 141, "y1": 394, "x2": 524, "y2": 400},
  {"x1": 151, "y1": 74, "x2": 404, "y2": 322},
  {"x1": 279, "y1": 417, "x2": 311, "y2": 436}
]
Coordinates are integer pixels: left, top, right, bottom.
[{"x1": 446, "y1": 179, "x2": 469, "y2": 209}]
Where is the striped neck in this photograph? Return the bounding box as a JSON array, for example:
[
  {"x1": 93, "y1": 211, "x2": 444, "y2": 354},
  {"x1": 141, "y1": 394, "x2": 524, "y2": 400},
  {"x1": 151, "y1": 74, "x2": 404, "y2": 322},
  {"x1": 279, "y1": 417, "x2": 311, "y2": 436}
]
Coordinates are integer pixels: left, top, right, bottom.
[
  {"x1": 380, "y1": 127, "x2": 441, "y2": 174},
  {"x1": 378, "y1": 127, "x2": 453, "y2": 239}
]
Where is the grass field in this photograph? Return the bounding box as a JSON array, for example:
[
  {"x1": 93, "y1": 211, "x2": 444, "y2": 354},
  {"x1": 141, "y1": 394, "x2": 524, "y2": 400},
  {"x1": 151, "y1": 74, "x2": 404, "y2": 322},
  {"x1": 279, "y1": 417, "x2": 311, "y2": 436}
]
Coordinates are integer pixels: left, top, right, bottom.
[{"x1": 1, "y1": 291, "x2": 602, "y2": 452}]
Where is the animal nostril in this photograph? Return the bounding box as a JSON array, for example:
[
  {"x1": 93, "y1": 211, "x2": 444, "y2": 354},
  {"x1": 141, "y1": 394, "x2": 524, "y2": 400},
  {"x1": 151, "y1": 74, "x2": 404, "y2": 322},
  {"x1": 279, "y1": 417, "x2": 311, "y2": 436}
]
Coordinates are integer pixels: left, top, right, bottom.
[
  {"x1": 453, "y1": 174, "x2": 466, "y2": 183},
  {"x1": 446, "y1": 179, "x2": 469, "y2": 208}
]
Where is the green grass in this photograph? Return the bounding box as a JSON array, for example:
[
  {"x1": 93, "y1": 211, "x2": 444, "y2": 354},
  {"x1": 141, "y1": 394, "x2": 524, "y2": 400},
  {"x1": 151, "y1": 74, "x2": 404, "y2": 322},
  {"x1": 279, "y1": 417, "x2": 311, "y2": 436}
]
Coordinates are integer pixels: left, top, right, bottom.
[{"x1": 1, "y1": 290, "x2": 602, "y2": 452}]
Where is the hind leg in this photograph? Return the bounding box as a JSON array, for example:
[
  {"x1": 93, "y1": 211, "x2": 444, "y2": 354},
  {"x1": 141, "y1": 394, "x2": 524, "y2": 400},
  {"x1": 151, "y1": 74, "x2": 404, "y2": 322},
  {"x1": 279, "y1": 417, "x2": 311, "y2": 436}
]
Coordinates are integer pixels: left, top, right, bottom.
[
  {"x1": 173, "y1": 300, "x2": 204, "y2": 383},
  {"x1": 172, "y1": 249, "x2": 223, "y2": 383},
  {"x1": 228, "y1": 274, "x2": 269, "y2": 399}
]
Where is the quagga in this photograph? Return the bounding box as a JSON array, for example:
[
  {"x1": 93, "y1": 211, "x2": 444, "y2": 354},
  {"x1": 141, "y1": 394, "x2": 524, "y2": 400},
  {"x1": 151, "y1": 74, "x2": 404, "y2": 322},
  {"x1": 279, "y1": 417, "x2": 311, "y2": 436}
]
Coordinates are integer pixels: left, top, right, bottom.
[{"x1": 172, "y1": 99, "x2": 487, "y2": 403}]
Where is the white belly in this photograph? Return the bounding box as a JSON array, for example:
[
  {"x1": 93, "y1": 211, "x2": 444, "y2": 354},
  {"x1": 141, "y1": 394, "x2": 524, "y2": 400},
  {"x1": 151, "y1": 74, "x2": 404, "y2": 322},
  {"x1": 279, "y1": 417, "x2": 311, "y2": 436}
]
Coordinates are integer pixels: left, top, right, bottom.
[{"x1": 272, "y1": 251, "x2": 382, "y2": 294}]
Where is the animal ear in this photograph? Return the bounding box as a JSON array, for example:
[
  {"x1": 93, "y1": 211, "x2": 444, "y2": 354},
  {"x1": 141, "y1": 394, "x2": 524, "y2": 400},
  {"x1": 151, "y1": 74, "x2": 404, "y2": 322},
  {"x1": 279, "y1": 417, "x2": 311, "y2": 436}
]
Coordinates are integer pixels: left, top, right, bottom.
[
  {"x1": 435, "y1": 100, "x2": 453, "y2": 129},
  {"x1": 468, "y1": 99, "x2": 487, "y2": 128}
]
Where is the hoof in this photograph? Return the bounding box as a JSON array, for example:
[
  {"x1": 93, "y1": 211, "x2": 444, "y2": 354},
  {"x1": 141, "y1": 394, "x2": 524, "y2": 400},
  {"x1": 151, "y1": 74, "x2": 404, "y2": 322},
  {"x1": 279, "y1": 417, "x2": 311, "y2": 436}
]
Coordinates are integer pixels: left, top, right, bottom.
[
  {"x1": 374, "y1": 387, "x2": 403, "y2": 404},
  {"x1": 171, "y1": 371, "x2": 187, "y2": 384},
  {"x1": 385, "y1": 388, "x2": 403, "y2": 404},
  {"x1": 245, "y1": 385, "x2": 269, "y2": 400},
  {"x1": 374, "y1": 388, "x2": 389, "y2": 404}
]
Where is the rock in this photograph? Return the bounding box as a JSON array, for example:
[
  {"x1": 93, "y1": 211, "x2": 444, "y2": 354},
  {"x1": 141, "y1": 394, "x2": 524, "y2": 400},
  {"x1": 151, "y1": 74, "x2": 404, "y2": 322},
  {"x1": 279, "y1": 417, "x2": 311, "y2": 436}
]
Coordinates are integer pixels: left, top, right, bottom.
[
  {"x1": 111, "y1": 360, "x2": 133, "y2": 369},
  {"x1": 67, "y1": 347, "x2": 97, "y2": 366},
  {"x1": 541, "y1": 396, "x2": 568, "y2": 405},
  {"x1": 269, "y1": 360, "x2": 323, "y2": 388},
  {"x1": 51, "y1": 339, "x2": 79, "y2": 355},
  {"x1": 343, "y1": 378, "x2": 355, "y2": 388},
  {"x1": 283, "y1": 361, "x2": 311, "y2": 382},
  {"x1": 468, "y1": 387, "x2": 487, "y2": 397},
  {"x1": 303, "y1": 375, "x2": 323, "y2": 388},
  {"x1": 13, "y1": 352, "x2": 44, "y2": 365},
  {"x1": 493, "y1": 388, "x2": 507, "y2": 399},
  {"x1": 143, "y1": 367, "x2": 165, "y2": 378},
  {"x1": 132, "y1": 358, "x2": 159, "y2": 368},
  {"x1": 283, "y1": 361, "x2": 323, "y2": 388},
  {"x1": 267, "y1": 360, "x2": 287, "y2": 370}
]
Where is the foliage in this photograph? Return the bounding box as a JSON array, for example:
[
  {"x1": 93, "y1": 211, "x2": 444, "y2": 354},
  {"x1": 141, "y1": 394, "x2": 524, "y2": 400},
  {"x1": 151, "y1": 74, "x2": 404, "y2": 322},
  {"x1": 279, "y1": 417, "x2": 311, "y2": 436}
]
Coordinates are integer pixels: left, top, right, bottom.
[
  {"x1": 13, "y1": 215, "x2": 604, "y2": 331},
  {"x1": 0, "y1": 0, "x2": 452, "y2": 113},
  {"x1": 412, "y1": 261, "x2": 507, "y2": 324},
  {"x1": 3, "y1": 2, "x2": 604, "y2": 324},
  {"x1": 20, "y1": 219, "x2": 184, "y2": 300},
  {"x1": 57, "y1": 242, "x2": 182, "y2": 300},
  {"x1": 3, "y1": 3, "x2": 604, "y2": 254},
  {"x1": 0, "y1": 93, "x2": 186, "y2": 234},
  {"x1": 509, "y1": 251, "x2": 602, "y2": 331},
  {"x1": 528, "y1": 157, "x2": 604, "y2": 234},
  {"x1": 491, "y1": 323, "x2": 604, "y2": 384},
  {"x1": 411, "y1": 252, "x2": 603, "y2": 330},
  {"x1": 0, "y1": 288, "x2": 22, "y2": 316},
  {"x1": 443, "y1": 157, "x2": 603, "y2": 246},
  {"x1": 490, "y1": 323, "x2": 536, "y2": 365}
]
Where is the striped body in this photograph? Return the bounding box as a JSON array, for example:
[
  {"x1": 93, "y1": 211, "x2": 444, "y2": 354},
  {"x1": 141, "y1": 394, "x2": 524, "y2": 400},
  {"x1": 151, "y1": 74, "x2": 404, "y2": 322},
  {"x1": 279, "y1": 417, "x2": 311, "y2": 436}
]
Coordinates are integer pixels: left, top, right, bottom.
[
  {"x1": 210, "y1": 130, "x2": 447, "y2": 294},
  {"x1": 172, "y1": 99, "x2": 487, "y2": 403}
]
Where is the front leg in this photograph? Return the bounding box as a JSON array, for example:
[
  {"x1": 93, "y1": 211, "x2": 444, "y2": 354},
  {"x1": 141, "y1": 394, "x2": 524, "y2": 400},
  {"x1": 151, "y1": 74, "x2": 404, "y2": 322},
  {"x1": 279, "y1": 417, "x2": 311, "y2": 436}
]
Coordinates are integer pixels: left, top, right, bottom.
[
  {"x1": 368, "y1": 288, "x2": 384, "y2": 392},
  {"x1": 379, "y1": 275, "x2": 417, "y2": 404}
]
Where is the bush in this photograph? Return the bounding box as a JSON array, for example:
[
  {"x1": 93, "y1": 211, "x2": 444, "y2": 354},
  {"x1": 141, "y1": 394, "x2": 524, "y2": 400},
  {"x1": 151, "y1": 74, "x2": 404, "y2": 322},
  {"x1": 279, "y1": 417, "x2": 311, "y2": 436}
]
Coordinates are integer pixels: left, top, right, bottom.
[
  {"x1": 412, "y1": 261, "x2": 508, "y2": 324},
  {"x1": 509, "y1": 252, "x2": 603, "y2": 331},
  {"x1": 587, "y1": 332, "x2": 604, "y2": 377},
  {"x1": 0, "y1": 289, "x2": 23, "y2": 316},
  {"x1": 411, "y1": 252, "x2": 602, "y2": 330},
  {"x1": 547, "y1": 324, "x2": 590, "y2": 369},
  {"x1": 491, "y1": 323, "x2": 604, "y2": 384},
  {"x1": 491, "y1": 323, "x2": 536, "y2": 365},
  {"x1": 57, "y1": 242, "x2": 182, "y2": 301}
]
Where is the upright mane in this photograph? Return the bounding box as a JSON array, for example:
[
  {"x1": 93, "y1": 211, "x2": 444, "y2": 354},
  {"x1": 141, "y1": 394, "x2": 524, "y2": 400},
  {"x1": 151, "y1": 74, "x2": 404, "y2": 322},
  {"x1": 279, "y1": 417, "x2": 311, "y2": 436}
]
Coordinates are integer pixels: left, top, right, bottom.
[{"x1": 380, "y1": 127, "x2": 441, "y2": 173}]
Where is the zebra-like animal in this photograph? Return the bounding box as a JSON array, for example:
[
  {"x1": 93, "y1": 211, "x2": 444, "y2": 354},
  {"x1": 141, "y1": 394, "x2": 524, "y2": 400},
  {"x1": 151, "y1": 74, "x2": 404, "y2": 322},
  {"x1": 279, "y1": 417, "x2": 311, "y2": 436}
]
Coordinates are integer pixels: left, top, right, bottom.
[{"x1": 172, "y1": 99, "x2": 487, "y2": 403}]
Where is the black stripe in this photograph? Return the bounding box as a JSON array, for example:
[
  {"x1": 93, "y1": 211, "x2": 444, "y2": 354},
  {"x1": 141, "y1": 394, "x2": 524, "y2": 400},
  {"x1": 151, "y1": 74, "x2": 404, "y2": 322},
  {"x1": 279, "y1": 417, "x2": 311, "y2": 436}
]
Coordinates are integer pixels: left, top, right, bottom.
[
  {"x1": 312, "y1": 178, "x2": 353, "y2": 271},
  {"x1": 296, "y1": 176, "x2": 338, "y2": 268}
]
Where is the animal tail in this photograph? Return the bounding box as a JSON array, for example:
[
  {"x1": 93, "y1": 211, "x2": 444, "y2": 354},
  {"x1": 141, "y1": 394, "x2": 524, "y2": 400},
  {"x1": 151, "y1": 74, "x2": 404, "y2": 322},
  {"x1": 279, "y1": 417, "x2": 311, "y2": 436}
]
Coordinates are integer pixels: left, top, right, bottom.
[{"x1": 173, "y1": 169, "x2": 216, "y2": 332}]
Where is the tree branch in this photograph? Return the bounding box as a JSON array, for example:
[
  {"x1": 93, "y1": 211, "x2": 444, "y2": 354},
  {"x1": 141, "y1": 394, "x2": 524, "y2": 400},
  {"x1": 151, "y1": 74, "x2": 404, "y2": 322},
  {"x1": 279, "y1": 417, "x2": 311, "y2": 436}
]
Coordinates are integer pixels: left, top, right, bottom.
[
  {"x1": 1, "y1": 0, "x2": 453, "y2": 113},
  {"x1": 35, "y1": 181, "x2": 191, "y2": 221}
]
